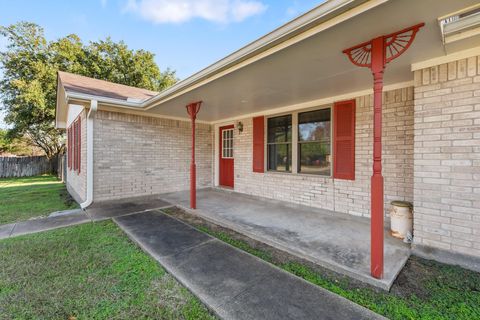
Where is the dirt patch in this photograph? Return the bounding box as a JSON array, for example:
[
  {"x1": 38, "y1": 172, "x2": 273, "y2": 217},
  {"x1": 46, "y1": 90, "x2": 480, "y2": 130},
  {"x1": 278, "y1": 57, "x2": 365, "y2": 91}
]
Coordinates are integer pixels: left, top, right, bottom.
[{"x1": 59, "y1": 188, "x2": 76, "y2": 207}]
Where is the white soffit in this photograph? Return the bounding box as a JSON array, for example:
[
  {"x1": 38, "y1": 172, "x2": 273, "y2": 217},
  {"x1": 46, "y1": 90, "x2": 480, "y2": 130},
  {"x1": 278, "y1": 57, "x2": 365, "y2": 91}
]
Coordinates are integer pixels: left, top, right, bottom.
[
  {"x1": 66, "y1": 104, "x2": 84, "y2": 127},
  {"x1": 141, "y1": 0, "x2": 479, "y2": 122}
]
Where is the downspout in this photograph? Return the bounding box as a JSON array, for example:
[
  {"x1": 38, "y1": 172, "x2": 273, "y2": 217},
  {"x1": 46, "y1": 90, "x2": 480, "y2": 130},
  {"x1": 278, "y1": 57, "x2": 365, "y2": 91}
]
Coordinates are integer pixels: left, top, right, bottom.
[{"x1": 80, "y1": 100, "x2": 97, "y2": 209}]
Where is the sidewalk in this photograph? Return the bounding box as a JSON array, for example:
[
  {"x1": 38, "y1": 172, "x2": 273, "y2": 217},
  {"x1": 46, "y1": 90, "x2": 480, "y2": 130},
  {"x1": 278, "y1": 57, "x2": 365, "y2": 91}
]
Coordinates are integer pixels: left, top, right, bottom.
[
  {"x1": 115, "y1": 210, "x2": 385, "y2": 320},
  {"x1": 0, "y1": 196, "x2": 172, "y2": 240},
  {"x1": 0, "y1": 210, "x2": 89, "y2": 240}
]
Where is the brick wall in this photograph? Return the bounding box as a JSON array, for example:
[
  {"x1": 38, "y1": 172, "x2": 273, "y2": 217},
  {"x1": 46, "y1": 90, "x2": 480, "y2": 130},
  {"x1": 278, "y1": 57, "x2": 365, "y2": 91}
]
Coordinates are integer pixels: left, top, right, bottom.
[
  {"x1": 66, "y1": 109, "x2": 87, "y2": 203},
  {"x1": 93, "y1": 111, "x2": 213, "y2": 201},
  {"x1": 232, "y1": 87, "x2": 414, "y2": 218},
  {"x1": 413, "y1": 56, "x2": 480, "y2": 258}
]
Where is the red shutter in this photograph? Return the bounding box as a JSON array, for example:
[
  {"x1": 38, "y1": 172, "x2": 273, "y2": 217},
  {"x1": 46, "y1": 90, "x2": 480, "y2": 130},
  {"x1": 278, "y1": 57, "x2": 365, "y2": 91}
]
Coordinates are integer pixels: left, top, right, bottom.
[
  {"x1": 333, "y1": 100, "x2": 356, "y2": 180},
  {"x1": 252, "y1": 116, "x2": 265, "y2": 173},
  {"x1": 77, "y1": 118, "x2": 81, "y2": 173},
  {"x1": 73, "y1": 122, "x2": 77, "y2": 171},
  {"x1": 67, "y1": 127, "x2": 71, "y2": 169}
]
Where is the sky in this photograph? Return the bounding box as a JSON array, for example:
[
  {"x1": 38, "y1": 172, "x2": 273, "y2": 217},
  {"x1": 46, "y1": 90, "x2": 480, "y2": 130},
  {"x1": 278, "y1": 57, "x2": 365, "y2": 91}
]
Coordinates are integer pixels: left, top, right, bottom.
[{"x1": 0, "y1": 0, "x2": 323, "y2": 128}]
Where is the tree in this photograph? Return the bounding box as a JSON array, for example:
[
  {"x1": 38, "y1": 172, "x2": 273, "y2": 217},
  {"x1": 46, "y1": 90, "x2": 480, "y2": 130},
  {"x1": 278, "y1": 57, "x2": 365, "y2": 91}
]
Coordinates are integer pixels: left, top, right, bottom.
[
  {"x1": 0, "y1": 22, "x2": 177, "y2": 159},
  {"x1": 0, "y1": 128, "x2": 41, "y2": 156}
]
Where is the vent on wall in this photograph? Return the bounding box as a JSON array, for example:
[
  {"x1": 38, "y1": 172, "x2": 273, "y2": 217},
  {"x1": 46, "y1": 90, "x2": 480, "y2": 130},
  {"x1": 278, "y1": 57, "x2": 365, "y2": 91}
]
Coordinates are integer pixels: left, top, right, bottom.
[{"x1": 439, "y1": 4, "x2": 480, "y2": 44}]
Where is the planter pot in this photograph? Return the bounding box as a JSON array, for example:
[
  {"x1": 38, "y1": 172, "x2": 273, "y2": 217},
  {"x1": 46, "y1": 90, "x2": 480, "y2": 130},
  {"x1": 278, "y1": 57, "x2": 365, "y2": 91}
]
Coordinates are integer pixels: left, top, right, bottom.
[{"x1": 390, "y1": 200, "x2": 413, "y2": 240}]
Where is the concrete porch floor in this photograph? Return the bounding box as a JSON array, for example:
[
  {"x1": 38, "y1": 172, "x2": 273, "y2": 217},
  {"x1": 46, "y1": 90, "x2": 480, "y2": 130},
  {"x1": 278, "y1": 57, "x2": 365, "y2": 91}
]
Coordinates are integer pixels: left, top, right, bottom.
[{"x1": 160, "y1": 188, "x2": 410, "y2": 290}]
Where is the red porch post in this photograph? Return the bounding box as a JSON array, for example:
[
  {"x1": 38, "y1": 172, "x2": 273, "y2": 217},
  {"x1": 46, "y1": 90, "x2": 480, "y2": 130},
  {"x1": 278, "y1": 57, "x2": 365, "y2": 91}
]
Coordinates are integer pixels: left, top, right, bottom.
[
  {"x1": 370, "y1": 36, "x2": 386, "y2": 279},
  {"x1": 186, "y1": 101, "x2": 202, "y2": 209},
  {"x1": 343, "y1": 23, "x2": 424, "y2": 279}
]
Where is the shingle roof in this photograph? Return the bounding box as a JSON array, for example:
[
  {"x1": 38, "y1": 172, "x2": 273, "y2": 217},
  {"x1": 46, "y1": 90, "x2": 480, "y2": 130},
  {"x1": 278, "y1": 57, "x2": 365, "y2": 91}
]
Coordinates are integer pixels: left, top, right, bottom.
[{"x1": 58, "y1": 71, "x2": 158, "y2": 101}]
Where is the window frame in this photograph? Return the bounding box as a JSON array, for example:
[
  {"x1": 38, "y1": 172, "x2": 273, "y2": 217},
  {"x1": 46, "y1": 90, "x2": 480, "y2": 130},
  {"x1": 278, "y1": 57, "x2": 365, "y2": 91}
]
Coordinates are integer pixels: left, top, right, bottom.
[
  {"x1": 297, "y1": 108, "x2": 332, "y2": 176},
  {"x1": 221, "y1": 128, "x2": 234, "y2": 159},
  {"x1": 265, "y1": 105, "x2": 333, "y2": 177},
  {"x1": 266, "y1": 114, "x2": 293, "y2": 173}
]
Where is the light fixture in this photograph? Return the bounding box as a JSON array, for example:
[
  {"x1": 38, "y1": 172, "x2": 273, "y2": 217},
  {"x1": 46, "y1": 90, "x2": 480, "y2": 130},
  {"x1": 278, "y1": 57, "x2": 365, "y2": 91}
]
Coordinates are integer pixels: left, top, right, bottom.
[{"x1": 236, "y1": 121, "x2": 244, "y2": 134}]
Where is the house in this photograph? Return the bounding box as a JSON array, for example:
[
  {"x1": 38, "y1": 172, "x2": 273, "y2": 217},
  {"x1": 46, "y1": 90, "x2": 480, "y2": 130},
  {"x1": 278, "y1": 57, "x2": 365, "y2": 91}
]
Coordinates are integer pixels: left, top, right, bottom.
[{"x1": 56, "y1": 0, "x2": 480, "y2": 285}]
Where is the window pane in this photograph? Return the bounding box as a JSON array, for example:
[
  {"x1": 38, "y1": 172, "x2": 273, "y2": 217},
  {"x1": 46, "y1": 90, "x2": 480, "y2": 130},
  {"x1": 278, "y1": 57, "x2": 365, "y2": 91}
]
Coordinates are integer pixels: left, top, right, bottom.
[
  {"x1": 268, "y1": 144, "x2": 291, "y2": 172},
  {"x1": 299, "y1": 109, "x2": 331, "y2": 142},
  {"x1": 222, "y1": 129, "x2": 233, "y2": 158},
  {"x1": 268, "y1": 115, "x2": 292, "y2": 143},
  {"x1": 298, "y1": 142, "x2": 331, "y2": 175}
]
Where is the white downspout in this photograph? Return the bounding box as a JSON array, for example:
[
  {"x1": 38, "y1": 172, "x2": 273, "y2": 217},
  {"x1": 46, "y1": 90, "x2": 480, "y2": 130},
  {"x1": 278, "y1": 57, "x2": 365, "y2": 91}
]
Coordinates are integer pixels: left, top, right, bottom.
[{"x1": 80, "y1": 100, "x2": 97, "y2": 209}]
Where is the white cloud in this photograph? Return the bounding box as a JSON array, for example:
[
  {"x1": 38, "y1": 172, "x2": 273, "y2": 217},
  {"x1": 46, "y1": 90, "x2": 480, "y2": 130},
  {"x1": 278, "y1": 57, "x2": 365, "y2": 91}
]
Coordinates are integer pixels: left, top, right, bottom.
[{"x1": 125, "y1": 0, "x2": 267, "y2": 24}]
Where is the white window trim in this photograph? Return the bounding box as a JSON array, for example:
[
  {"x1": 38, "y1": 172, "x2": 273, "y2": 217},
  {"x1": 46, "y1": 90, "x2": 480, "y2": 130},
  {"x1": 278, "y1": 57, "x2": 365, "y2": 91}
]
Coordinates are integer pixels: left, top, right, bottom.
[
  {"x1": 221, "y1": 128, "x2": 234, "y2": 159},
  {"x1": 265, "y1": 104, "x2": 333, "y2": 177}
]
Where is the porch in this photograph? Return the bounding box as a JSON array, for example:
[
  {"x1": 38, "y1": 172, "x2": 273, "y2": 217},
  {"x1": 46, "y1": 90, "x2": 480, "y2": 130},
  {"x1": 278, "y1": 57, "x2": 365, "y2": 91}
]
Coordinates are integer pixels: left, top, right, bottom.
[{"x1": 160, "y1": 188, "x2": 410, "y2": 290}]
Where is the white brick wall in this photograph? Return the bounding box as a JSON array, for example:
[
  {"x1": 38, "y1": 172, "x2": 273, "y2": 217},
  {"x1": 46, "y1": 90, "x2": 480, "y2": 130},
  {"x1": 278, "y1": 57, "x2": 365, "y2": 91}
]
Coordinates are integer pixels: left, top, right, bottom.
[
  {"x1": 232, "y1": 87, "x2": 414, "y2": 218},
  {"x1": 66, "y1": 109, "x2": 87, "y2": 203},
  {"x1": 92, "y1": 111, "x2": 213, "y2": 201},
  {"x1": 413, "y1": 56, "x2": 480, "y2": 258}
]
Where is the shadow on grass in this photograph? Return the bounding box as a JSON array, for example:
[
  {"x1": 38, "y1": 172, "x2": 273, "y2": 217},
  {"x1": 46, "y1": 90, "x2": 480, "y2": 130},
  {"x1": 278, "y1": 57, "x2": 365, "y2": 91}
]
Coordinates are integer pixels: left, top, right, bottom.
[{"x1": 0, "y1": 175, "x2": 78, "y2": 224}]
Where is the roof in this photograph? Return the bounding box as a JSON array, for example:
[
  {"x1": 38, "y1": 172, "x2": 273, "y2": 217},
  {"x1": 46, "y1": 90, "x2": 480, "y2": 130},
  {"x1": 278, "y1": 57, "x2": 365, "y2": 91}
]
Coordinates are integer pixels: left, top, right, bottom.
[
  {"x1": 57, "y1": 71, "x2": 158, "y2": 102},
  {"x1": 56, "y1": 0, "x2": 480, "y2": 128}
]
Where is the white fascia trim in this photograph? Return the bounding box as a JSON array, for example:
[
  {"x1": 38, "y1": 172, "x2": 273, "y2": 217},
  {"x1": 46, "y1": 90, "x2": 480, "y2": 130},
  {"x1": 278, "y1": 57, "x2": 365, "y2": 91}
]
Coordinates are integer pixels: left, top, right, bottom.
[
  {"x1": 67, "y1": 80, "x2": 413, "y2": 125},
  {"x1": 80, "y1": 100, "x2": 98, "y2": 209},
  {"x1": 141, "y1": 0, "x2": 388, "y2": 110},
  {"x1": 67, "y1": 91, "x2": 143, "y2": 108},
  {"x1": 62, "y1": 0, "x2": 386, "y2": 119},
  {"x1": 411, "y1": 47, "x2": 480, "y2": 71},
  {"x1": 210, "y1": 80, "x2": 414, "y2": 125},
  {"x1": 65, "y1": 91, "x2": 210, "y2": 125},
  {"x1": 97, "y1": 105, "x2": 211, "y2": 124}
]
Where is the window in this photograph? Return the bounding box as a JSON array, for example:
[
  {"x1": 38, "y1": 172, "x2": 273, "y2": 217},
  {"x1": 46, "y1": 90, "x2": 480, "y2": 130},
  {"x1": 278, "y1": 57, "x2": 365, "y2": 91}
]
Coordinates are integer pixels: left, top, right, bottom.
[
  {"x1": 67, "y1": 127, "x2": 72, "y2": 169},
  {"x1": 222, "y1": 128, "x2": 233, "y2": 158},
  {"x1": 68, "y1": 117, "x2": 81, "y2": 174},
  {"x1": 298, "y1": 109, "x2": 331, "y2": 175},
  {"x1": 267, "y1": 115, "x2": 292, "y2": 172},
  {"x1": 262, "y1": 102, "x2": 354, "y2": 178}
]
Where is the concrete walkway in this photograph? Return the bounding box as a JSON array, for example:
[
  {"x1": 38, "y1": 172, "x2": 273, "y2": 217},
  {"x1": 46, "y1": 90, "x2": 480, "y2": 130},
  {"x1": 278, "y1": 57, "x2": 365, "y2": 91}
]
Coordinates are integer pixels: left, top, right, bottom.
[
  {"x1": 0, "y1": 210, "x2": 89, "y2": 240},
  {"x1": 160, "y1": 188, "x2": 410, "y2": 290},
  {"x1": 0, "y1": 196, "x2": 172, "y2": 240},
  {"x1": 114, "y1": 210, "x2": 384, "y2": 320}
]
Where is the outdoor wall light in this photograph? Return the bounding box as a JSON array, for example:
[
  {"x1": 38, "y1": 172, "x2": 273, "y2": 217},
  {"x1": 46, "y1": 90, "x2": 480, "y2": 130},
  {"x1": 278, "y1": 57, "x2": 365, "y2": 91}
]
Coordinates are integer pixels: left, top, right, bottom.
[{"x1": 237, "y1": 121, "x2": 244, "y2": 134}]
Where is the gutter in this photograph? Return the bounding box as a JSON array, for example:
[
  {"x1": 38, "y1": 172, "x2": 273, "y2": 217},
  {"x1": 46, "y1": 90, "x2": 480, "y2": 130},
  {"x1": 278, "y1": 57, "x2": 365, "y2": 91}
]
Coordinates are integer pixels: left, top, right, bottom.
[
  {"x1": 140, "y1": 0, "x2": 365, "y2": 107},
  {"x1": 67, "y1": 91, "x2": 143, "y2": 109},
  {"x1": 62, "y1": 0, "x2": 384, "y2": 115},
  {"x1": 80, "y1": 100, "x2": 98, "y2": 209}
]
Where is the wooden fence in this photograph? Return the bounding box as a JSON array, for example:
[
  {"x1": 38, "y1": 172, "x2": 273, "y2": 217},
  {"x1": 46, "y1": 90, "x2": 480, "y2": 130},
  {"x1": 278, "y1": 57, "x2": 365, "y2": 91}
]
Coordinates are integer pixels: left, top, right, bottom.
[{"x1": 0, "y1": 156, "x2": 58, "y2": 178}]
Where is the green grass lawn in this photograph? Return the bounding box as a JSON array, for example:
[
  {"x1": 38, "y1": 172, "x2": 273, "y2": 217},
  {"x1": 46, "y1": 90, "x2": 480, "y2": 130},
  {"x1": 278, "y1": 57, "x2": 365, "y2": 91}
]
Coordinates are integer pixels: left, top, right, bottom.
[
  {"x1": 0, "y1": 175, "x2": 78, "y2": 224},
  {"x1": 0, "y1": 221, "x2": 216, "y2": 320},
  {"x1": 163, "y1": 208, "x2": 480, "y2": 320}
]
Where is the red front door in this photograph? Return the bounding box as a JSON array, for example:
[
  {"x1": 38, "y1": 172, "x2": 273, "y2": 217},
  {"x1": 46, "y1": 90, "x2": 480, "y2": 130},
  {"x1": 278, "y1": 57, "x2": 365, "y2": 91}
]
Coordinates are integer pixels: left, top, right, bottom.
[{"x1": 219, "y1": 125, "x2": 234, "y2": 188}]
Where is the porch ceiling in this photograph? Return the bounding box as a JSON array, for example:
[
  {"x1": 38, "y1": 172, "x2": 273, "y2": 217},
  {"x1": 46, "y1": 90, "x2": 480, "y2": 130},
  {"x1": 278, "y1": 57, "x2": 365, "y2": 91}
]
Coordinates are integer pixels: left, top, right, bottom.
[{"x1": 144, "y1": 0, "x2": 480, "y2": 123}]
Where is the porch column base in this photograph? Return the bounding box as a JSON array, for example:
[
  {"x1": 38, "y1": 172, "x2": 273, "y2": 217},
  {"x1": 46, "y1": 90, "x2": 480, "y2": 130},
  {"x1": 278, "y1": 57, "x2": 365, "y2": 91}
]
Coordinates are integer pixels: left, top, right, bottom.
[
  {"x1": 190, "y1": 163, "x2": 197, "y2": 209},
  {"x1": 371, "y1": 174, "x2": 384, "y2": 279}
]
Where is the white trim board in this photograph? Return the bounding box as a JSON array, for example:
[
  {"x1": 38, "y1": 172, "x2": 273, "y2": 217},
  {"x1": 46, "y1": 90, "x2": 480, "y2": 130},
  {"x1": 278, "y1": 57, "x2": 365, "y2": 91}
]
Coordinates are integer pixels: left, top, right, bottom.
[
  {"x1": 210, "y1": 81, "x2": 414, "y2": 125},
  {"x1": 141, "y1": 0, "x2": 388, "y2": 110},
  {"x1": 411, "y1": 47, "x2": 480, "y2": 71},
  {"x1": 65, "y1": 81, "x2": 413, "y2": 126}
]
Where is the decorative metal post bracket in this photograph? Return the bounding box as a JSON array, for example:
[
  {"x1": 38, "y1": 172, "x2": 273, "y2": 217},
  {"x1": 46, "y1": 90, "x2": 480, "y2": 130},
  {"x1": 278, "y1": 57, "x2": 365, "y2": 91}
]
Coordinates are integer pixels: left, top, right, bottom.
[{"x1": 342, "y1": 23, "x2": 424, "y2": 279}]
